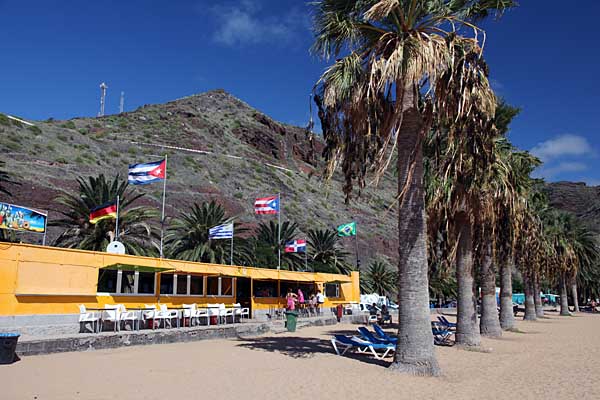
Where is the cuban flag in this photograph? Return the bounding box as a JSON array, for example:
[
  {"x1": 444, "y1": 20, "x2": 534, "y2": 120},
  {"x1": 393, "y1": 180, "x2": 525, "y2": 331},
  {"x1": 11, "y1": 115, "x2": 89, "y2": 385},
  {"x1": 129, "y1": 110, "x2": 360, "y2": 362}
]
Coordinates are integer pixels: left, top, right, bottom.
[
  {"x1": 254, "y1": 195, "x2": 279, "y2": 215},
  {"x1": 285, "y1": 239, "x2": 306, "y2": 253},
  {"x1": 209, "y1": 223, "x2": 234, "y2": 239},
  {"x1": 128, "y1": 159, "x2": 166, "y2": 185}
]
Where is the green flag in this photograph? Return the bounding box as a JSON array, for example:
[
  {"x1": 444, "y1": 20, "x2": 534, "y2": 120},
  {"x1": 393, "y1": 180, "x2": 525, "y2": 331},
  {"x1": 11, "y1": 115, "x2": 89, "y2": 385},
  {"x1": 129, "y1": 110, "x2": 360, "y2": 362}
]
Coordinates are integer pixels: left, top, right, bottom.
[{"x1": 337, "y1": 222, "x2": 356, "y2": 237}]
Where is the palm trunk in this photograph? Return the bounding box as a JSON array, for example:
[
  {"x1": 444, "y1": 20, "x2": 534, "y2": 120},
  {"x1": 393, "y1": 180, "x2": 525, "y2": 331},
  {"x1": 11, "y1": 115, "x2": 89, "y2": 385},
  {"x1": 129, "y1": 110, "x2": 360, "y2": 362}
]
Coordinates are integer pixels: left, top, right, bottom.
[
  {"x1": 560, "y1": 274, "x2": 570, "y2": 316},
  {"x1": 534, "y1": 274, "x2": 544, "y2": 318},
  {"x1": 479, "y1": 242, "x2": 502, "y2": 337},
  {"x1": 499, "y1": 253, "x2": 515, "y2": 330},
  {"x1": 455, "y1": 212, "x2": 480, "y2": 347},
  {"x1": 571, "y1": 278, "x2": 580, "y2": 313},
  {"x1": 389, "y1": 91, "x2": 440, "y2": 376},
  {"x1": 523, "y1": 274, "x2": 537, "y2": 321}
]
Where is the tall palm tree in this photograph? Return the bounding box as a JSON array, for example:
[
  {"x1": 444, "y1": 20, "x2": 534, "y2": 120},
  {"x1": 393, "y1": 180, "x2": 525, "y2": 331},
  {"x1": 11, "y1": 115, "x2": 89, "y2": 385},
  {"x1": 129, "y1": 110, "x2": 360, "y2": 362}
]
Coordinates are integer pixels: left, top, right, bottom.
[
  {"x1": 306, "y1": 228, "x2": 353, "y2": 274},
  {"x1": 362, "y1": 258, "x2": 397, "y2": 297},
  {"x1": 312, "y1": 0, "x2": 514, "y2": 375},
  {"x1": 252, "y1": 221, "x2": 305, "y2": 270},
  {"x1": 52, "y1": 174, "x2": 158, "y2": 255},
  {"x1": 165, "y1": 201, "x2": 251, "y2": 265}
]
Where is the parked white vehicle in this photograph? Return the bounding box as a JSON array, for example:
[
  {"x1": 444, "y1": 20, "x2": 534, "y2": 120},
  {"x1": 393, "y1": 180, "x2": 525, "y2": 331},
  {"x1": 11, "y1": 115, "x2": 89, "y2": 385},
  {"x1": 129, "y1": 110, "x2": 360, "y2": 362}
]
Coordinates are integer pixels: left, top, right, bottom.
[{"x1": 359, "y1": 294, "x2": 398, "y2": 312}]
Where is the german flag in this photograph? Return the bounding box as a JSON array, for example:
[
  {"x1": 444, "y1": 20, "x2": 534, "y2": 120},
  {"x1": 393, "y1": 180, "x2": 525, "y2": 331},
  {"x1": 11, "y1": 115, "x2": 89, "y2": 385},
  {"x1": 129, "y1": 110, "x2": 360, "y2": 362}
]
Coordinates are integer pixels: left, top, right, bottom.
[{"x1": 89, "y1": 201, "x2": 117, "y2": 224}]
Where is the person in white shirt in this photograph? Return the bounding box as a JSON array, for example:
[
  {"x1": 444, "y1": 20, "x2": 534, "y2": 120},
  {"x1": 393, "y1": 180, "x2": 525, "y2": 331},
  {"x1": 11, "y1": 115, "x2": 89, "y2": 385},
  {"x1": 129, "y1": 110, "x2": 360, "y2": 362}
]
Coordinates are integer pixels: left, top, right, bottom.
[{"x1": 316, "y1": 290, "x2": 325, "y2": 315}]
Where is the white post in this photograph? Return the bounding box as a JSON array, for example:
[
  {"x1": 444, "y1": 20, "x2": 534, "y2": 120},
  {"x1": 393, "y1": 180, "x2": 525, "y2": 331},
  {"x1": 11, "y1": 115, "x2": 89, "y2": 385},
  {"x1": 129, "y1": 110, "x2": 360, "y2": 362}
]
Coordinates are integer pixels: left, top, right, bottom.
[
  {"x1": 42, "y1": 212, "x2": 48, "y2": 246},
  {"x1": 115, "y1": 195, "x2": 120, "y2": 240},
  {"x1": 277, "y1": 193, "x2": 281, "y2": 270},
  {"x1": 159, "y1": 154, "x2": 168, "y2": 258},
  {"x1": 304, "y1": 246, "x2": 308, "y2": 272}
]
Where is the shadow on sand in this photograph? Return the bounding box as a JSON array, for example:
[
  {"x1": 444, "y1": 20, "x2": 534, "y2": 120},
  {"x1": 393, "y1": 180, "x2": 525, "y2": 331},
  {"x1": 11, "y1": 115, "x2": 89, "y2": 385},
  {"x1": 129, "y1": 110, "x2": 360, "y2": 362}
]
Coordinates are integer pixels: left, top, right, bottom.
[{"x1": 236, "y1": 329, "x2": 391, "y2": 367}]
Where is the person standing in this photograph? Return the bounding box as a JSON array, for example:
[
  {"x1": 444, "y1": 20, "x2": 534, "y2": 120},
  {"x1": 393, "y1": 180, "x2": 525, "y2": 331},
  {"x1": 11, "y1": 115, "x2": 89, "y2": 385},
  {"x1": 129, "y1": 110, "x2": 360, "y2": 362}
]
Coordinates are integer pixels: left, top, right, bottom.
[
  {"x1": 286, "y1": 288, "x2": 297, "y2": 311},
  {"x1": 316, "y1": 290, "x2": 325, "y2": 315}
]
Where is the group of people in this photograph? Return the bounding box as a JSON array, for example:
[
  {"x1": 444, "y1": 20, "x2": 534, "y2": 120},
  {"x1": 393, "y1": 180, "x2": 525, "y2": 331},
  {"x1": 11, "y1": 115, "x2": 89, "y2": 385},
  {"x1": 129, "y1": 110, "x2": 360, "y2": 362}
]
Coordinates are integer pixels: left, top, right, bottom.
[
  {"x1": 286, "y1": 288, "x2": 325, "y2": 314},
  {"x1": 368, "y1": 303, "x2": 392, "y2": 325}
]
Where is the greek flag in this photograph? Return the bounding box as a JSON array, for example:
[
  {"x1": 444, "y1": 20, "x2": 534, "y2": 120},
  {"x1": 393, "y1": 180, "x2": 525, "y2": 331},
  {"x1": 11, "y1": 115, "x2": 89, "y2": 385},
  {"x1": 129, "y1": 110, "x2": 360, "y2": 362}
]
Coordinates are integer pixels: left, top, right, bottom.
[{"x1": 208, "y1": 223, "x2": 234, "y2": 239}]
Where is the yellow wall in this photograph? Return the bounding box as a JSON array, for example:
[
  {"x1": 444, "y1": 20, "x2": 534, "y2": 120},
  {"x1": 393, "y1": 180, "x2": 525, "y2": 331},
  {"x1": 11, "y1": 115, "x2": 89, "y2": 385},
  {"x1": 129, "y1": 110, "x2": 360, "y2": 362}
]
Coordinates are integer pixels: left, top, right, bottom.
[{"x1": 0, "y1": 243, "x2": 360, "y2": 316}]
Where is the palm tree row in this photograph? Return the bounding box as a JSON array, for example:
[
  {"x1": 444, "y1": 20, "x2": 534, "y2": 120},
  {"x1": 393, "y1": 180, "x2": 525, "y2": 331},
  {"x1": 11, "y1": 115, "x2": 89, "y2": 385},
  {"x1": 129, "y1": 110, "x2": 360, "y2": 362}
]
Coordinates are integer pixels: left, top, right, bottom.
[{"x1": 311, "y1": 0, "x2": 598, "y2": 376}]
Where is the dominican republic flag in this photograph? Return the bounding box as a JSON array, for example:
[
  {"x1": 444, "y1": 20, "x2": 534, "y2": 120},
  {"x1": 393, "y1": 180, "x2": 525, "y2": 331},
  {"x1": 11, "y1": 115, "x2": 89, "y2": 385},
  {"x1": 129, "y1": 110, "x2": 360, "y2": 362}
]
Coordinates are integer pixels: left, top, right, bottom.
[
  {"x1": 128, "y1": 159, "x2": 166, "y2": 185},
  {"x1": 285, "y1": 239, "x2": 306, "y2": 253},
  {"x1": 254, "y1": 195, "x2": 279, "y2": 214},
  {"x1": 89, "y1": 201, "x2": 117, "y2": 224},
  {"x1": 208, "y1": 223, "x2": 234, "y2": 239}
]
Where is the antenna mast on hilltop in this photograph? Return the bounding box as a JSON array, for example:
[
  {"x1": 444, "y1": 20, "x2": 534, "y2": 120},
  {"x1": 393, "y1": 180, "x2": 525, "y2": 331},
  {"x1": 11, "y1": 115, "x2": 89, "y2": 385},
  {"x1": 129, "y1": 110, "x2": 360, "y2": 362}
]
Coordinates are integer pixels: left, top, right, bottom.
[
  {"x1": 98, "y1": 82, "x2": 108, "y2": 117},
  {"x1": 119, "y1": 91, "x2": 125, "y2": 114}
]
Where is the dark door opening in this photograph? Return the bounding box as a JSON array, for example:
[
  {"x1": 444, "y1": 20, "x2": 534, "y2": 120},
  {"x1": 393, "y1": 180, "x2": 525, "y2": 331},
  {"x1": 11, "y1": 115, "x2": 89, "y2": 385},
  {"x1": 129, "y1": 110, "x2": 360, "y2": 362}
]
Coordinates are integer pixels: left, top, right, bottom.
[{"x1": 236, "y1": 278, "x2": 252, "y2": 318}]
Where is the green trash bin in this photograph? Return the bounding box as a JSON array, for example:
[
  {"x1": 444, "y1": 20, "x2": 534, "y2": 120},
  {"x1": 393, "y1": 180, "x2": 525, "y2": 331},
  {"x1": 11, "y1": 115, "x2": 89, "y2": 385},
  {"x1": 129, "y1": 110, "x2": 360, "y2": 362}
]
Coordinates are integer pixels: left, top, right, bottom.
[
  {"x1": 0, "y1": 333, "x2": 20, "y2": 364},
  {"x1": 285, "y1": 311, "x2": 298, "y2": 332}
]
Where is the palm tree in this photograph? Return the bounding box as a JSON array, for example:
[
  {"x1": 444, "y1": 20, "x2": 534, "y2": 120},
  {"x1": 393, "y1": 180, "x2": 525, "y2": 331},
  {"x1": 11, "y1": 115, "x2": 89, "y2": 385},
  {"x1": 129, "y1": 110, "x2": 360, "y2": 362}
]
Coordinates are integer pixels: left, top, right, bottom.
[
  {"x1": 306, "y1": 228, "x2": 353, "y2": 274},
  {"x1": 52, "y1": 174, "x2": 158, "y2": 255},
  {"x1": 252, "y1": 221, "x2": 305, "y2": 270},
  {"x1": 362, "y1": 258, "x2": 397, "y2": 297},
  {"x1": 0, "y1": 160, "x2": 19, "y2": 196},
  {"x1": 312, "y1": 0, "x2": 514, "y2": 375},
  {"x1": 165, "y1": 201, "x2": 251, "y2": 265}
]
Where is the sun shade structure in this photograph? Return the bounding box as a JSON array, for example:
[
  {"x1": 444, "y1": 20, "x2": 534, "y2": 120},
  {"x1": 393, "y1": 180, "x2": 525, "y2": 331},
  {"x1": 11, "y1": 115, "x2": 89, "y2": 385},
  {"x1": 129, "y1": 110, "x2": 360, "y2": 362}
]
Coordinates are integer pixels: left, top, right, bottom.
[{"x1": 0, "y1": 243, "x2": 360, "y2": 319}]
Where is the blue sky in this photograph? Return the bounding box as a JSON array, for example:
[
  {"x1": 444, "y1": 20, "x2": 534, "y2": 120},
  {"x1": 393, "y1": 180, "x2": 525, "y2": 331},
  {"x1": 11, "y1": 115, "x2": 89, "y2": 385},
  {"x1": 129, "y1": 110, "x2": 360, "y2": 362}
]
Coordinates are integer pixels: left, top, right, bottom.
[{"x1": 1, "y1": 0, "x2": 598, "y2": 184}]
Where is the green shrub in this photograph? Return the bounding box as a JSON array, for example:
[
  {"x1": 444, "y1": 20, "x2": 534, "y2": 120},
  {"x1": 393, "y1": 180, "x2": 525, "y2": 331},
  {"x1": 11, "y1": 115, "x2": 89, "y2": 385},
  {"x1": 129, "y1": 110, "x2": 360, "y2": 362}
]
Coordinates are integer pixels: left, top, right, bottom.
[
  {"x1": 56, "y1": 157, "x2": 68, "y2": 164},
  {"x1": 46, "y1": 144, "x2": 55, "y2": 151},
  {"x1": 29, "y1": 125, "x2": 42, "y2": 134},
  {"x1": 57, "y1": 134, "x2": 68, "y2": 142},
  {"x1": 62, "y1": 121, "x2": 76, "y2": 130},
  {"x1": 0, "y1": 113, "x2": 10, "y2": 126},
  {"x1": 5, "y1": 142, "x2": 21, "y2": 151},
  {"x1": 75, "y1": 156, "x2": 84, "y2": 164},
  {"x1": 11, "y1": 119, "x2": 22, "y2": 128},
  {"x1": 108, "y1": 150, "x2": 119, "y2": 158},
  {"x1": 78, "y1": 128, "x2": 88, "y2": 135},
  {"x1": 127, "y1": 147, "x2": 137, "y2": 155}
]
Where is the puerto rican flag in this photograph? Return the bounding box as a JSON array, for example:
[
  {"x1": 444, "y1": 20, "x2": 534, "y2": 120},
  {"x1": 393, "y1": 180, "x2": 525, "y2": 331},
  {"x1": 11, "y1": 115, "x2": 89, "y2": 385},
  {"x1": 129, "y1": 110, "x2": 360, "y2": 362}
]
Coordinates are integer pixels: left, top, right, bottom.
[
  {"x1": 128, "y1": 159, "x2": 166, "y2": 185},
  {"x1": 285, "y1": 239, "x2": 306, "y2": 253},
  {"x1": 254, "y1": 195, "x2": 279, "y2": 214}
]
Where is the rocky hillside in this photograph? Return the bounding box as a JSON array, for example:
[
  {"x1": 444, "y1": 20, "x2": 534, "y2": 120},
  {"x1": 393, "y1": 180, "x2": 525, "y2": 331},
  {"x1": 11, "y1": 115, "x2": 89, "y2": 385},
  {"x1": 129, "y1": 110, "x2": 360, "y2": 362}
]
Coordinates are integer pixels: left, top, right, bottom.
[
  {"x1": 544, "y1": 182, "x2": 600, "y2": 233},
  {"x1": 0, "y1": 90, "x2": 398, "y2": 265}
]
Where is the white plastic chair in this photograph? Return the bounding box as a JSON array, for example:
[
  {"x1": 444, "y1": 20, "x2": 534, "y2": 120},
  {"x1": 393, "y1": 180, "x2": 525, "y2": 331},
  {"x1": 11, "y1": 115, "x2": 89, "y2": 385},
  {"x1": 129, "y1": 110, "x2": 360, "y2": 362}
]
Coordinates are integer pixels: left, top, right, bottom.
[
  {"x1": 182, "y1": 304, "x2": 196, "y2": 326},
  {"x1": 207, "y1": 304, "x2": 220, "y2": 325},
  {"x1": 219, "y1": 304, "x2": 234, "y2": 324},
  {"x1": 159, "y1": 304, "x2": 179, "y2": 328},
  {"x1": 234, "y1": 303, "x2": 249, "y2": 322},
  {"x1": 194, "y1": 306, "x2": 210, "y2": 326},
  {"x1": 101, "y1": 304, "x2": 121, "y2": 332},
  {"x1": 78, "y1": 305, "x2": 100, "y2": 333},
  {"x1": 118, "y1": 305, "x2": 138, "y2": 331},
  {"x1": 143, "y1": 304, "x2": 157, "y2": 329}
]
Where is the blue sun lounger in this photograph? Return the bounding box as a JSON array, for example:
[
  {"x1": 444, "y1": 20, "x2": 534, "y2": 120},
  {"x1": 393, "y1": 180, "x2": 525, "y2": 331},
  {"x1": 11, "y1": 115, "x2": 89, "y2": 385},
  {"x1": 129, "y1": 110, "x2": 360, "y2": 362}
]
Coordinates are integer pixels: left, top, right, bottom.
[
  {"x1": 437, "y1": 315, "x2": 457, "y2": 330},
  {"x1": 358, "y1": 326, "x2": 397, "y2": 345},
  {"x1": 372, "y1": 324, "x2": 399, "y2": 344},
  {"x1": 330, "y1": 334, "x2": 395, "y2": 360}
]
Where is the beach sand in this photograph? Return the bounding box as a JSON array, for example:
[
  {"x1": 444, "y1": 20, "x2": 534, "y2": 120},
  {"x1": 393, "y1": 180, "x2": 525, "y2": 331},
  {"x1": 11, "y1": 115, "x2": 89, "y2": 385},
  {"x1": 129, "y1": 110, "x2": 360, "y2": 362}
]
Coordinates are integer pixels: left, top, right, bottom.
[{"x1": 1, "y1": 312, "x2": 598, "y2": 400}]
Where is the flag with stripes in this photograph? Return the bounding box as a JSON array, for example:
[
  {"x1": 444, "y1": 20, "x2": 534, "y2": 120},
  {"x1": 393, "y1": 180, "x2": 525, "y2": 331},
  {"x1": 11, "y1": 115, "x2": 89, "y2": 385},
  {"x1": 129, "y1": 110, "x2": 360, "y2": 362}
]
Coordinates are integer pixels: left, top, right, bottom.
[
  {"x1": 128, "y1": 159, "x2": 166, "y2": 185},
  {"x1": 285, "y1": 239, "x2": 306, "y2": 253},
  {"x1": 89, "y1": 201, "x2": 117, "y2": 224},
  {"x1": 254, "y1": 195, "x2": 279, "y2": 214},
  {"x1": 208, "y1": 223, "x2": 234, "y2": 239}
]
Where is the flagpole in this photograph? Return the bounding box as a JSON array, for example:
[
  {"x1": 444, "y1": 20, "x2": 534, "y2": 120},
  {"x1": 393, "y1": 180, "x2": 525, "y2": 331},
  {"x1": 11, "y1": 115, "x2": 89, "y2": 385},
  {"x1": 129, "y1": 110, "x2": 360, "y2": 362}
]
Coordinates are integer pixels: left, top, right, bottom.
[
  {"x1": 304, "y1": 246, "x2": 308, "y2": 272},
  {"x1": 230, "y1": 223, "x2": 234, "y2": 266},
  {"x1": 115, "y1": 195, "x2": 120, "y2": 240},
  {"x1": 159, "y1": 154, "x2": 168, "y2": 258},
  {"x1": 354, "y1": 223, "x2": 360, "y2": 269},
  {"x1": 277, "y1": 192, "x2": 281, "y2": 270}
]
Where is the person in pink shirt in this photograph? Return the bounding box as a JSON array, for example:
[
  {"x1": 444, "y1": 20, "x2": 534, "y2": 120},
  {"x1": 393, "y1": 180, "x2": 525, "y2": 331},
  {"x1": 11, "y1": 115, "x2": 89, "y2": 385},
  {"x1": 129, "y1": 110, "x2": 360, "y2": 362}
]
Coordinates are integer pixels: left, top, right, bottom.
[
  {"x1": 297, "y1": 288, "x2": 305, "y2": 304},
  {"x1": 286, "y1": 288, "x2": 297, "y2": 311}
]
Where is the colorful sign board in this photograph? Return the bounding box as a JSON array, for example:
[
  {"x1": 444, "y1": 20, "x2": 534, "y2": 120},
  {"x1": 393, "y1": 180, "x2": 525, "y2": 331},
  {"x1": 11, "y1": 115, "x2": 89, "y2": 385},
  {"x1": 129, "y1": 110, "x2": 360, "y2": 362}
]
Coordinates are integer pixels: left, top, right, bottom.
[{"x1": 0, "y1": 202, "x2": 47, "y2": 233}]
